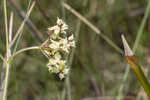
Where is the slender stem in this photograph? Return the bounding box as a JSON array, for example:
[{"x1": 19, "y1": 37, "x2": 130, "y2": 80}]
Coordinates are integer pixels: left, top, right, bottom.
[
  {"x1": 9, "y1": 46, "x2": 39, "y2": 63},
  {"x1": 66, "y1": 76, "x2": 71, "y2": 100},
  {"x1": 4, "y1": 0, "x2": 8, "y2": 58},
  {"x1": 9, "y1": 46, "x2": 40, "y2": 62},
  {"x1": 2, "y1": 0, "x2": 9, "y2": 99},
  {"x1": 2, "y1": 63, "x2": 9, "y2": 100},
  {"x1": 61, "y1": 88, "x2": 66, "y2": 100}
]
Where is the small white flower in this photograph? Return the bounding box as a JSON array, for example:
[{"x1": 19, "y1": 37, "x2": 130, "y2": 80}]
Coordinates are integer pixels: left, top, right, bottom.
[
  {"x1": 57, "y1": 17, "x2": 68, "y2": 33},
  {"x1": 63, "y1": 68, "x2": 69, "y2": 74},
  {"x1": 57, "y1": 17, "x2": 64, "y2": 25},
  {"x1": 59, "y1": 73, "x2": 65, "y2": 79},
  {"x1": 61, "y1": 23, "x2": 68, "y2": 32},
  {"x1": 68, "y1": 34, "x2": 74, "y2": 41},
  {"x1": 54, "y1": 52, "x2": 61, "y2": 60},
  {"x1": 59, "y1": 38, "x2": 71, "y2": 53},
  {"x1": 53, "y1": 67, "x2": 60, "y2": 73},
  {"x1": 49, "y1": 39, "x2": 60, "y2": 49},
  {"x1": 68, "y1": 35, "x2": 75, "y2": 47},
  {"x1": 48, "y1": 58, "x2": 57, "y2": 66},
  {"x1": 69, "y1": 41, "x2": 76, "y2": 47},
  {"x1": 47, "y1": 59, "x2": 60, "y2": 73},
  {"x1": 48, "y1": 25, "x2": 60, "y2": 35},
  {"x1": 58, "y1": 60, "x2": 66, "y2": 69},
  {"x1": 49, "y1": 66, "x2": 59, "y2": 73},
  {"x1": 49, "y1": 43, "x2": 58, "y2": 49},
  {"x1": 59, "y1": 38, "x2": 68, "y2": 44},
  {"x1": 59, "y1": 68, "x2": 69, "y2": 79}
]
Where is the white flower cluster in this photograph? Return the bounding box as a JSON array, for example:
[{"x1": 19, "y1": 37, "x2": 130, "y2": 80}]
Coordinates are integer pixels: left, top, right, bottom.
[{"x1": 41, "y1": 18, "x2": 75, "y2": 79}]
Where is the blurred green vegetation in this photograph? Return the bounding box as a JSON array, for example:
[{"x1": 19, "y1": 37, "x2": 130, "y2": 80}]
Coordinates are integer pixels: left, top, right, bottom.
[{"x1": 1, "y1": 0, "x2": 150, "y2": 100}]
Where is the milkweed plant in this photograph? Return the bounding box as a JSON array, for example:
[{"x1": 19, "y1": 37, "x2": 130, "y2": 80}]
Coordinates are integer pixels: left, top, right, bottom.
[{"x1": 40, "y1": 18, "x2": 76, "y2": 79}]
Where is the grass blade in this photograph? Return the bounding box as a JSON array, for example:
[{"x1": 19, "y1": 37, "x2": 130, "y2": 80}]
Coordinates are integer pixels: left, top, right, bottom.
[
  {"x1": 121, "y1": 35, "x2": 150, "y2": 99},
  {"x1": 117, "y1": 0, "x2": 150, "y2": 99}
]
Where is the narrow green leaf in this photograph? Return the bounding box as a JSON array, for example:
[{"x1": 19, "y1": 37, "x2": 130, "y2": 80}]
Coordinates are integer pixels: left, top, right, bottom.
[{"x1": 121, "y1": 34, "x2": 150, "y2": 99}]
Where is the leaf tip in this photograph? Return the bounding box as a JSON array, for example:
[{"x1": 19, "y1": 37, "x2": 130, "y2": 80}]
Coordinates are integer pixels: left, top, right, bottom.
[{"x1": 121, "y1": 34, "x2": 134, "y2": 56}]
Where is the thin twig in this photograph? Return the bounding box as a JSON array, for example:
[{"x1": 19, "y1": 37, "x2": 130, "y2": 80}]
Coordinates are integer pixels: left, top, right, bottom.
[
  {"x1": 62, "y1": 2, "x2": 123, "y2": 54},
  {"x1": 9, "y1": 46, "x2": 40, "y2": 62},
  {"x1": 63, "y1": 2, "x2": 100, "y2": 34}
]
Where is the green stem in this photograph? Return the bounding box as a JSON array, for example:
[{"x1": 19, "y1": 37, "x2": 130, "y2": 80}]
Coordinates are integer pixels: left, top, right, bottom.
[
  {"x1": 126, "y1": 55, "x2": 150, "y2": 98},
  {"x1": 136, "y1": 69, "x2": 149, "y2": 100},
  {"x1": 66, "y1": 76, "x2": 71, "y2": 100},
  {"x1": 2, "y1": 63, "x2": 10, "y2": 100},
  {"x1": 2, "y1": 46, "x2": 39, "y2": 100},
  {"x1": 3, "y1": 0, "x2": 9, "y2": 99},
  {"x1": 135, "y1": 66, "x2": 150, "y2": 98},
  {"x1": 4, "y1": 0, "x2": 8, "y2": 58}
]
